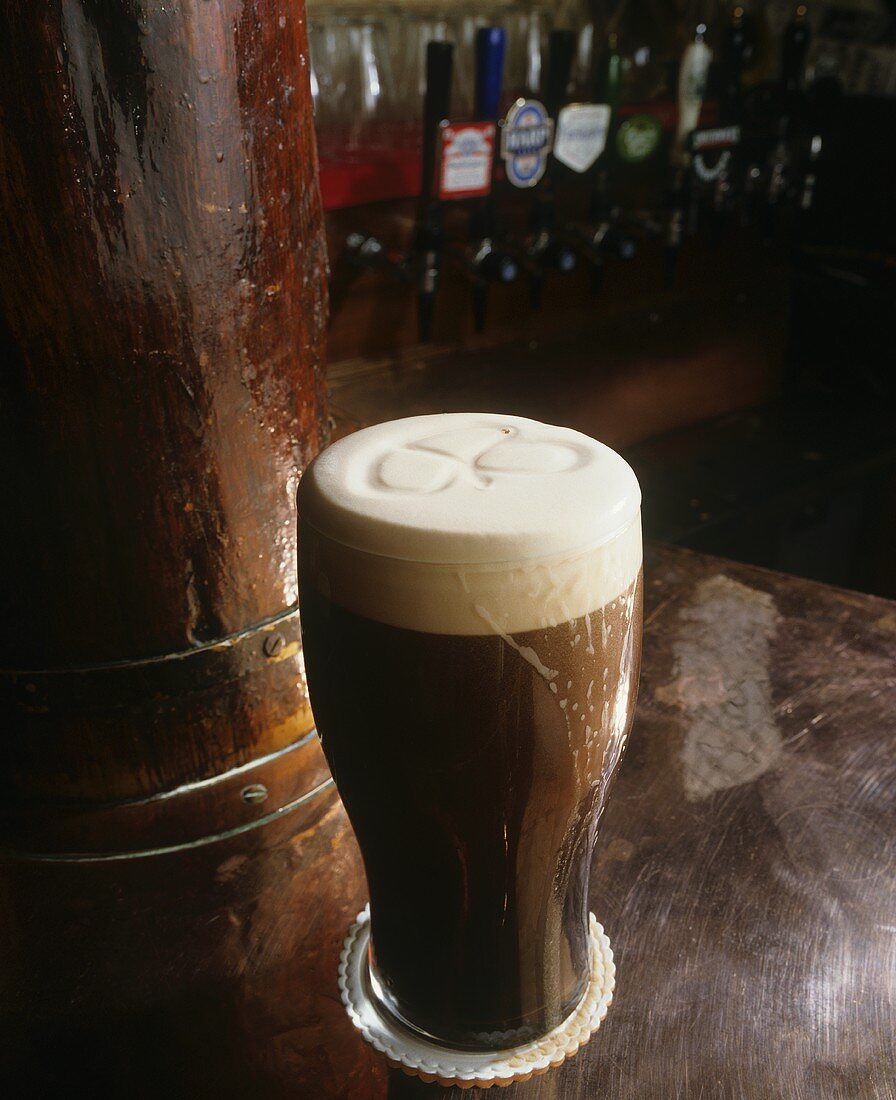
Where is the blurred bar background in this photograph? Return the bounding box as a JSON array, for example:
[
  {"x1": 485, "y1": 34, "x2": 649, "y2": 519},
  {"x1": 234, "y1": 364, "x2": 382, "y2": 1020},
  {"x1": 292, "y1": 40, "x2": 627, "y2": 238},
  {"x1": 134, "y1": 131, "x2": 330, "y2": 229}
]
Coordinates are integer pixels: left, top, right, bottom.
[{"x1": 310, "y1": 0, "x2": 896, "y2": 598}]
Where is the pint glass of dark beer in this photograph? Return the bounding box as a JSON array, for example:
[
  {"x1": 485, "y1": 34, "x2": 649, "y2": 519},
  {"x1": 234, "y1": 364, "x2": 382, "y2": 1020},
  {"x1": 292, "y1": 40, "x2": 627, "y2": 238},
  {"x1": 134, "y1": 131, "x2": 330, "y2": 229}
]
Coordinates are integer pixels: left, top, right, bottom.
[{"x1": 298, "y1": 413, "x2": 642, "y2": 1066}]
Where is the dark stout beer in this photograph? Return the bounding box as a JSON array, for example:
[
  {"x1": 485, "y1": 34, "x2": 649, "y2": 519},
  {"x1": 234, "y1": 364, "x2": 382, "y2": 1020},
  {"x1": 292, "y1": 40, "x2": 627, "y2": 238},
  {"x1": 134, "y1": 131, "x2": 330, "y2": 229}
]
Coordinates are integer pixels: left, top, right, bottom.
[{"x1": 298, "y1": 414, "x2": 642, "y2": 1050}]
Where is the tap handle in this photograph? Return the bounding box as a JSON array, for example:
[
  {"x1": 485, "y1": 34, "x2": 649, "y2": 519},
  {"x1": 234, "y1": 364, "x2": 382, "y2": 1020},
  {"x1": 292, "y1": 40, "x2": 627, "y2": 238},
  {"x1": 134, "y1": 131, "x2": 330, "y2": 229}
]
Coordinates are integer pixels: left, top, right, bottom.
[
  {"x1": 467, "y1": 242, "x2": 518, "y2": 333},
  {"x1": 344, "y1": 233, "x2": 410, "y2": 280},
  {"x1": 606, "y1": 228, "x2": 637, "y2": 261},
  {"x1": 416, "y1": 41, "x2": 453, "y2": 342},
  {"x1": 544, "y1": 29, "x2": 577, "y2": 120},
  {"x1": 587, "y1": 33, "x2": 622, "y2": 225},
  {"x1": 475, "y1": 26, "x2": 506, "y2": 123},
  {"x1": 421, "y1": 41, "x2": 454, "y2": 201},
  {"x1": 471, "y1": 243, "x2": 518, "y2": 284},
  {"x1": 782, "y1": 5, "x2": 811, "y2": 101},
  {"x1": 720, "y1": 6, "x2": 748, "y2": 124},
  {"x1": 555, "y1": 243, "x2": 577, "y2": 274},
  {"x1": 469, "y1": 29, "x2": 507, "y2": 334},
  {"x1": 675, "y1": 24, "x2": 712, "y2": 161},
  {"x1": 593, "y1": 31, "x2": 621, "y2": 115}
]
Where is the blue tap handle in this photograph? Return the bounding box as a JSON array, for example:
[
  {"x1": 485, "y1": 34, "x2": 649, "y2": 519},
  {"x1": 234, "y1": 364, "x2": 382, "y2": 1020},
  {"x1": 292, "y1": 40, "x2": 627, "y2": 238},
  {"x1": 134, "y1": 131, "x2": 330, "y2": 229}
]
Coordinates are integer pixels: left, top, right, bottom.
[{"x1": 475, "y1": 27, "x2": 506, "y2": 123}]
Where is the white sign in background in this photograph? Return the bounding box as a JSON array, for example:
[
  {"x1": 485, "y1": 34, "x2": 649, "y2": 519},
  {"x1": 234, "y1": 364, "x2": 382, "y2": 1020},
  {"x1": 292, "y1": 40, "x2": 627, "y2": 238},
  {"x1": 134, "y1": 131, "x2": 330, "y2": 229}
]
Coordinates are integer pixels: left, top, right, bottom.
[{"x1": 553, "y1": 103, "x2": 612, "y2": 174}]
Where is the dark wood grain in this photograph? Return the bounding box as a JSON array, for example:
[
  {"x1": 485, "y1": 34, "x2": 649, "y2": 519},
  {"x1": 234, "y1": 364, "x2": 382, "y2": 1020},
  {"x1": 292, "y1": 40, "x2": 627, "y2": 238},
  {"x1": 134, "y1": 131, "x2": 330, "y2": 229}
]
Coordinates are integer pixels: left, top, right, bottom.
[
  {"x1": 0, "y1": 0, "x2": 328, "y2": 666},
  {"x1": 2, "y1": 545, "x2": 894, "y2": 1099},
  {"x1": 0, "y1": 1, "x2": 328, "y2": 830}
]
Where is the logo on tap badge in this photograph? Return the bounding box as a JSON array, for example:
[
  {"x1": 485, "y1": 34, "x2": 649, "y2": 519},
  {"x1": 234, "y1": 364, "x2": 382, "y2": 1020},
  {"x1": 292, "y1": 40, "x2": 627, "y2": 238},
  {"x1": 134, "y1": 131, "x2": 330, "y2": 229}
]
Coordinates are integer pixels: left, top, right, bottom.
[
  {"x1": 690, "y1": 125, "x2": 741, "y2": 182},
  {"x1": 616, "y1": 114, "x2": 662, "y2": 164},
  {"x1": 500, "y1": 99, "x2": 554, "y2": 188},
  {"x1": 554, "y1": 103, "x2": 612, "y2": 173},
  {"x1": 438, "y1": 122, "x2": 496, "y2": 201}
]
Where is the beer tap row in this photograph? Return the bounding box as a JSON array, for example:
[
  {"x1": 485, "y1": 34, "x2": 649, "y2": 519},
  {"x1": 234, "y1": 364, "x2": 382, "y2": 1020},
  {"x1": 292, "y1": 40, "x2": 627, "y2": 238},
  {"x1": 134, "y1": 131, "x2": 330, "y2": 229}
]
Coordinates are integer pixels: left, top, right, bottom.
[{"x1": 343, "y1": 5, "x2": 821, "y2": 343}]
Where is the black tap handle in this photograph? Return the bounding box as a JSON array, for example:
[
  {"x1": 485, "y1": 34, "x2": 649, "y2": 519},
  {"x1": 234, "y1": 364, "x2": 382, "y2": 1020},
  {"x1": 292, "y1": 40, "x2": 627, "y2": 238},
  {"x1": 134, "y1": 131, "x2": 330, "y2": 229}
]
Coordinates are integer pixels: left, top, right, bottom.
[
  {"x1": 664, "y1": 165, "x2": 689, "y2": 287},
  {"x1": 471, "y1": 241, "x2": 519, "y2": 333},
  {"x1": 416, "y1": 41, "x2": 453, "y2": 342},
  {"x1": 544, "y1": 29, "x2": 577, "y2": 120},
  {"x1": 542, "y1": 30, "x2": 575, "y2": 197},
  {"x1": 536, "y1": 31, "x2": 575, "y2": 214},
  {"x1": 469, "y1": 28, "x2": 508, "y2": 333},
  {"x1": 782, "y1": 5, "x2": 811, "y2": 102},
  {"x1": 764, "y1": 3, "x2": 811, "y2": 241},
  {"x1": 517, "y1": 30, "x2": 577, "y2": 311},
  {"x1": 421, "y1": 41, "x2": 454, "y2": 202},
  {"x1": 720, "y1": 6, "x2": 748, "y2": 125}
]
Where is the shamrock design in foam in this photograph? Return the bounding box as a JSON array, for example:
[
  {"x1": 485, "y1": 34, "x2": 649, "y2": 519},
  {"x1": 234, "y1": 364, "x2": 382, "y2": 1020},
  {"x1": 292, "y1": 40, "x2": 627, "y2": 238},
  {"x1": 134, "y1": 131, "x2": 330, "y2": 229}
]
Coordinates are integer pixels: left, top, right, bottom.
[{"x1": 374, "y1": 425, "x2": 590, "y2": 494}]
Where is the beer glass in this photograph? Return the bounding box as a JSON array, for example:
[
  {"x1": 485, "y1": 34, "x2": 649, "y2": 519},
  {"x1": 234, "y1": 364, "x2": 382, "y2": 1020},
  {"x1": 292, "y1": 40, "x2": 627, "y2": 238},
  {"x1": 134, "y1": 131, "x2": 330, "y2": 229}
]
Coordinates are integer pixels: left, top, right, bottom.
[
  {"x1": 298, "y1": 413, "x2": 642, "y2": 1076},
  {"x1": 307, "y1": 11, "x2": 396, "y2": 157},
  {"x1": 502, "y1": 3, "x2": 553, "y2": 100}
]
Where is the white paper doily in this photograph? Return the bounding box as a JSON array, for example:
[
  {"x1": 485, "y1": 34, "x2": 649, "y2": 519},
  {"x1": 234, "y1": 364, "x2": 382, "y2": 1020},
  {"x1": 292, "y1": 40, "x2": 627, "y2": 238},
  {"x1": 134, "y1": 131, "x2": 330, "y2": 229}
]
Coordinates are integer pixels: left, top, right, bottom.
[{"x1": 338, "y1": 906, "x2": 615, "y2": 1088}]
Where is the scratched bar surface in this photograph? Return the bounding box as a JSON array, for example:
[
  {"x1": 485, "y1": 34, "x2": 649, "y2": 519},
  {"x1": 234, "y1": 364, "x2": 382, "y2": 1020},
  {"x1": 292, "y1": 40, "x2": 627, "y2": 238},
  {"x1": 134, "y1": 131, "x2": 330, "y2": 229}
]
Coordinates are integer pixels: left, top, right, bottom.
[{"x1": 1, "y1": 544, "x2": 894, "y2": 1098}]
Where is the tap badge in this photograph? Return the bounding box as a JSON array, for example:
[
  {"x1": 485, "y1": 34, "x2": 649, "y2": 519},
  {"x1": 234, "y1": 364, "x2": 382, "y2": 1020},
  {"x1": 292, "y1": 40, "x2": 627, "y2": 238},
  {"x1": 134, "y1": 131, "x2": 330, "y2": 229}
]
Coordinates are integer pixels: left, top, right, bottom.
[
  {"x1": 554, "y1": 103, "x2": 612, "y2": 173},
  {"x1": 690, "y1": 125, "x2": 741, "y2": 182},
  {"x1": 438, "y1": 122, "x2": 496, "y2": 200},
  {"x1": 616, "y1": 114, "x2": 662, "y2": 164},
  {"x1": 501, "y1": 98, "x2": 554, "y2": 188}
]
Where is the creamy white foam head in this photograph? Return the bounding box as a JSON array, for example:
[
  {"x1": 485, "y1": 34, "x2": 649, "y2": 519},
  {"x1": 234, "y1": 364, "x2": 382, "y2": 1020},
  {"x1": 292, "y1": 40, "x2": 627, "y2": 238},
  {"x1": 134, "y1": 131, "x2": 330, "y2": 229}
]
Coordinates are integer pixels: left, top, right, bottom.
[{"x1": 298, "y1": 413, "x2": 642, "y2": 634}]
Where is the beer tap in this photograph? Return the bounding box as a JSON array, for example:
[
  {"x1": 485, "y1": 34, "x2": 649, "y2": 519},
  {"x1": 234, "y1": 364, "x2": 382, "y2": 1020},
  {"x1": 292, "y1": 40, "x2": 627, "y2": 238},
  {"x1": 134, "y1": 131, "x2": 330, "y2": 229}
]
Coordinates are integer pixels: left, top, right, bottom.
[
  {"x1": 517, "y1": 29, "x2": 578, "y2": 309},
  {"x1": 664, "y1": 22, "x2": 711, "y2": 286},
  {"x1": 415, "y1": 41, "x2": 454, "y2": 342},
  {"x1": 796, "y1": 71, "x2": 839, "y2": 244},
  {"x1": 767, "y1": 5, "x2": 811, "y2": 237},
  {"x1": 564, "y1": 31, "x2": 636, "y2": 293},
  {"x1": 782, "y1": 4, "x2": 812, "y2": 121},
  {"x1": 343, "y1": 232, "x2": 412, "y2": 282},
  {"x1": 465, "y1": 27, "x2": 518, "y2": 333},
  {"x1": 701, "y1": 6, "x2": 748, "y2": 236},
  {"x1": 589, "y1": 29, "x2": 622, "y2": 220},
  {"x1": 343, "y1": 42, "x2": 454, "y2": 325},
  {"x1": 719, "y1": 7, "x2": 748, "y2": 127},
  {"x1": 741, "y1": 21, "x2": 775, "y2": 226}
]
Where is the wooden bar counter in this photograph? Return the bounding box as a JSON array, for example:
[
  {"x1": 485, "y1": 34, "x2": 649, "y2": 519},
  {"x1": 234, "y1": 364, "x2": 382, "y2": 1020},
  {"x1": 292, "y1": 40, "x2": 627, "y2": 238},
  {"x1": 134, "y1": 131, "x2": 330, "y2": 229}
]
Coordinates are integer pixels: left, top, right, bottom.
[{"x1": 2, "y1": 543, "x2": 894, "y2": 1099}]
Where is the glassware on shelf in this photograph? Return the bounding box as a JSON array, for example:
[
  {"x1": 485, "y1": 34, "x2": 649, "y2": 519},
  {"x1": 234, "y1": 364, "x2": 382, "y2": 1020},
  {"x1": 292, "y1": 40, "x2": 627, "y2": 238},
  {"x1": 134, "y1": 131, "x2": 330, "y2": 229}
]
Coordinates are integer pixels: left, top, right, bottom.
[
  {"x1": 451, "y1": 7, "x2": 491, "y2": 118},
  {"x1": 308, "y1": 10, "x2": 397, "y2": 158},
  {"x1": 502, "y1": 3, "x2": 554, "y2": 102},
  {"x1": 306, "y1": 0, "x2": 600, "y2": 208}
]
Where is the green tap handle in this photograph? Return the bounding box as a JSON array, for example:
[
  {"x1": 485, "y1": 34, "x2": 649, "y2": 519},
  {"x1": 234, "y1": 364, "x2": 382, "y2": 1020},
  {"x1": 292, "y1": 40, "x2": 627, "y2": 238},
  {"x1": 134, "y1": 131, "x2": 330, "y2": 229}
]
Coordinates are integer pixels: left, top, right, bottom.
[{"x1": 593, "y1": 32, "x2": 621, "y2": 117}]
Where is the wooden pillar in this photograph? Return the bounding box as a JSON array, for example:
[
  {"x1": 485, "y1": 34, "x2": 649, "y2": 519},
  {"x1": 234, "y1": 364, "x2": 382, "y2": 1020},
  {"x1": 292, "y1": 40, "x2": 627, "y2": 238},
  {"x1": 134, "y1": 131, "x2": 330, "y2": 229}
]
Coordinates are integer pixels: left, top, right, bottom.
[{"x1": 0, "y1": 0, "x2": 332, "y2": 854}]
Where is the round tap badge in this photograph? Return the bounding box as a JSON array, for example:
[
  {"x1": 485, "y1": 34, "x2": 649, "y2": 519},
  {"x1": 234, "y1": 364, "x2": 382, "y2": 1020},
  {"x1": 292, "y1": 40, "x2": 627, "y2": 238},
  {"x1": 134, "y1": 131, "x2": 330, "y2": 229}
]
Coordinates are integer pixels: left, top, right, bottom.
[
  {"x1": 500, "y1": 98, "x2": 554, "y2": 188},
  {"x1": 616, "y1": 114, "x2": 662, "y2": 164}
]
